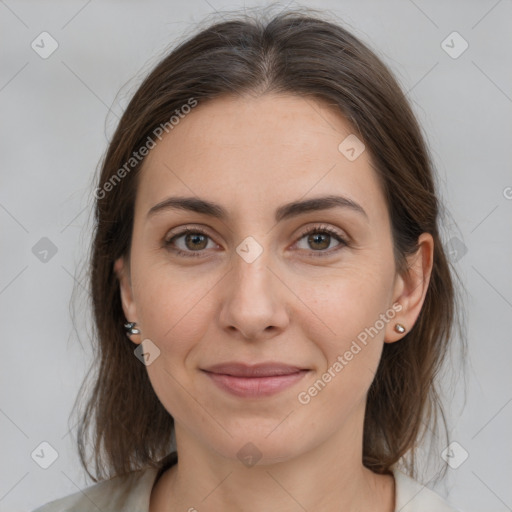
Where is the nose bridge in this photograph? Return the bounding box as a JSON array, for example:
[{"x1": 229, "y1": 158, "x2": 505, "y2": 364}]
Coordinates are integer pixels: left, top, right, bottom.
[
  {"x1": 231, "y1": 239, "x2": 275, "y2": 304},
  {"x1": 219, "y1": 236, "x2": 288, "y2": 339}
]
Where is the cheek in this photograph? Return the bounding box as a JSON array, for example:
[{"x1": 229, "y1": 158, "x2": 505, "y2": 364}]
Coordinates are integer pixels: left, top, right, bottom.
[
  {"x1": 130, "y1": 263, "x2": 220, "y2": 421},
  {"x1": 297, "y1": 262, "x2": 393, "y2": 348},
  {"x1": 294, "y1": 288, "x2": 389, "y2": 423},
  {"x1": 131, "y1": 257, "x2": 223, "y2": 360},
  {"x1": 292, "y1": 259, "x2": 395, "y2": 401}
]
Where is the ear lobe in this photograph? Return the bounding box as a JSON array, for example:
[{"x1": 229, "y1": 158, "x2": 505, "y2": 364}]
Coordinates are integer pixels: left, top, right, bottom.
[
  {"x1": 114, "y1": 257, "x2": 138, "y2": 323},
  {"x1": 385, "y1": 232, "x2": 434, "y2": 343}
]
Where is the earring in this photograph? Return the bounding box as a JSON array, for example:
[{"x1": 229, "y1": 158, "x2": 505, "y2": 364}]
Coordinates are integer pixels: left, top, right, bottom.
[
  {"x1": 124, "y1": 322, "x2": 140, "y2": 337},
  {"x1": 394, "y1": 323, "x2": 406, "y2": 334}
]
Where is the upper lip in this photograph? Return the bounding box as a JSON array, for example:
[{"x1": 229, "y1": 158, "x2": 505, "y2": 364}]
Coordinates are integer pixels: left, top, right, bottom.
[{"x1": 202, "y1": 362, "x2": 308, "y2": 377}]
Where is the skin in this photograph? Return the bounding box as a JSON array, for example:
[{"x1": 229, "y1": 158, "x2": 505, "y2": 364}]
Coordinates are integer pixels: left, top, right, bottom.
[{"x1": 115, "y1": 93, "x2": 434, "y2": 512}]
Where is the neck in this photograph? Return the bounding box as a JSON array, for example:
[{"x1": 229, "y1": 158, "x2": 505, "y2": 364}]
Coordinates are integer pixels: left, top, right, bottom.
[{"x1": 150, "y1": 411, "x2": 395, "y2": 512}]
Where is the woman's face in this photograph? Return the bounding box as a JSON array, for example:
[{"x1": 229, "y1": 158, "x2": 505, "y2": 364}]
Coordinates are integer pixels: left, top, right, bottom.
[{"x1": 116, "y1": 93, "x2": 425, "y2": 464}]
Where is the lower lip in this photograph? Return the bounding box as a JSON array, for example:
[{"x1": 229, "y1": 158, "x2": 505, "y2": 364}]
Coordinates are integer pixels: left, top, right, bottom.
[{"x1": 202, "y1": 370, "x2": 309, "y2": 398}]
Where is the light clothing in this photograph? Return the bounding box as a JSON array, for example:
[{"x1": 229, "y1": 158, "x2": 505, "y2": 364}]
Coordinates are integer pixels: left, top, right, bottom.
[{"x1": 33, "y1": 452, "x2": 461, "y2": 511}]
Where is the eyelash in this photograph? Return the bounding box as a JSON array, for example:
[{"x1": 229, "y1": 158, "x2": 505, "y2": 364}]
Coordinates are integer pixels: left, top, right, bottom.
[{"x1": 164, "y1": 224, "x2": 348, "y2": 259}]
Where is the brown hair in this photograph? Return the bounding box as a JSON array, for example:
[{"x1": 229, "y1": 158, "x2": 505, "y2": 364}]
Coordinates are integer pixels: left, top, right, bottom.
[{"x1": 73, "y1": 6, "x2": 465, "y2": 483}]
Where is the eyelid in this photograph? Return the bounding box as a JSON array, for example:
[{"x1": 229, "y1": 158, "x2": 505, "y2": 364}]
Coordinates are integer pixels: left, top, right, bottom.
[
  {"x1": 294, "y1": 223, "x2": 348, "y2": 242},
  {"x1": 164, "y1": 224, "x2": 213, "y2": 243}
]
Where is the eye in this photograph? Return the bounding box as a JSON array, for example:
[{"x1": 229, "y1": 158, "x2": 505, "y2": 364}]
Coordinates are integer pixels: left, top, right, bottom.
[
  {"x1": 164, "y1": 224, "x2": 348, "y2": 259},
  {"x1": 164, "y1": 226, "x2": 218, "y2": 258},
  {"x1": 293, "y1": 224, "x2": 348, "y2": 257}
]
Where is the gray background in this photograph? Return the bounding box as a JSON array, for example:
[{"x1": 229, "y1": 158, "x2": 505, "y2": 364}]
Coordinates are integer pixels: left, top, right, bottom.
[{"x1": 1, "y1": 1, "x2": 511, "y2": 511}]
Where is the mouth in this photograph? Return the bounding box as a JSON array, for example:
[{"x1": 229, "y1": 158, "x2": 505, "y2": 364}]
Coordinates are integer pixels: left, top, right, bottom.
[{"x1": 200, "y1": 362, "x2": 310, "y2": 398}]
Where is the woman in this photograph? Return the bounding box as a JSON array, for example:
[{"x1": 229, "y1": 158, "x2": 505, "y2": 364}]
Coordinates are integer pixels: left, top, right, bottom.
[{"x1": 34, "y1": 6, "x2": 464, "y2": 512}]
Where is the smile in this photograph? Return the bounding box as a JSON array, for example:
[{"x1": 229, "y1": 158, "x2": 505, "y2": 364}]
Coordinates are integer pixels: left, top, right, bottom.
[
  {"x1": 202, "y1": 370, "x2": 309, "y2": 397},
  {"x1": 200, "y1": 362, "x2": 310, "y2": 398}
]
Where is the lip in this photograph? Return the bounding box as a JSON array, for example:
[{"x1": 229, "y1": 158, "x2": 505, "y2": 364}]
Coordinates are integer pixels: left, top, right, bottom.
[
  {"x1": 203, "y1": 362, "x2": 307, "y2": 377},
  {"x1": 201, "y1": 362, "x2": 310, "y2": 398}
]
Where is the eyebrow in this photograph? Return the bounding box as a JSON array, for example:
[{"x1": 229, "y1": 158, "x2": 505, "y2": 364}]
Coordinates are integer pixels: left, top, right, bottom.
[{"x1": 147, "y1": 194, "x2": 368, "y2": 222}]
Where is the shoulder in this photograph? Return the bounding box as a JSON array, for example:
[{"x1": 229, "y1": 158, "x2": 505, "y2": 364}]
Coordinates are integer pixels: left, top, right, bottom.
[
  {"x1": 31, "y1": 466, "x2": 159, "y2": 512},
  {"x1": 392, "y1": 467, "x2": 463, "y2": 512}
]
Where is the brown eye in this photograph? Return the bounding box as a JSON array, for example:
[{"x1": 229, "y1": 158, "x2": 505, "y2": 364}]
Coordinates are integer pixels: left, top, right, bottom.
[
  {"x1": 307, "y1": 232, "x2": 331, "y2": 250},
  {"x1": 183, "y1": 232, "x2": 208, "y2": 250},
  {"x1": 164, "y1": 227, "x2": 217, "y2": 258},
  {"x1": 294, "y1": 225, "x2": 348, "y2": 257}
]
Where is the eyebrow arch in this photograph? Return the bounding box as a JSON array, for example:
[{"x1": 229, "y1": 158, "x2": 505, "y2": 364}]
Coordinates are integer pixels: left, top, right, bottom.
[{"x1": 146, "y1": 194, "x2": 368, "y2": 222}]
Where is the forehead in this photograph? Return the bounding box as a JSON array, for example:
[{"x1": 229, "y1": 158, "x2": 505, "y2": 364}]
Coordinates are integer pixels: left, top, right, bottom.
[{"x1": 136, "y1": 93, "x2": 388, "y2": 224}]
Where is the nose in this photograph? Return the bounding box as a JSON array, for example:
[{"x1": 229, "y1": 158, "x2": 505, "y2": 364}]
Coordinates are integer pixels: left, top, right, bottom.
[{"x1": 218, "y1": 247, "x2": 290, "y2": 341}]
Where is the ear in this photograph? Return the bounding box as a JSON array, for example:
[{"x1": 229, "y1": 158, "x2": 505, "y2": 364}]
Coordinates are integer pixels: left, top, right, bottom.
[
  {"x1": 114, "y1": 256, "x2": 139, "y2": 339},
  {"x1": 385, "y1": 232, "x2": 434, "y2": 343}
]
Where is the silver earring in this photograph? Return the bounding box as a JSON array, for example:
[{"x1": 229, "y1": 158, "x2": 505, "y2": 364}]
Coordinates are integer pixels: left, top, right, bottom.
[
  {"x1": 124, "y1": 322, "x2": 140, "y2": 336},
  {"x1": 394, "y1": 323, "x2": 406, "y2": 334}
]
